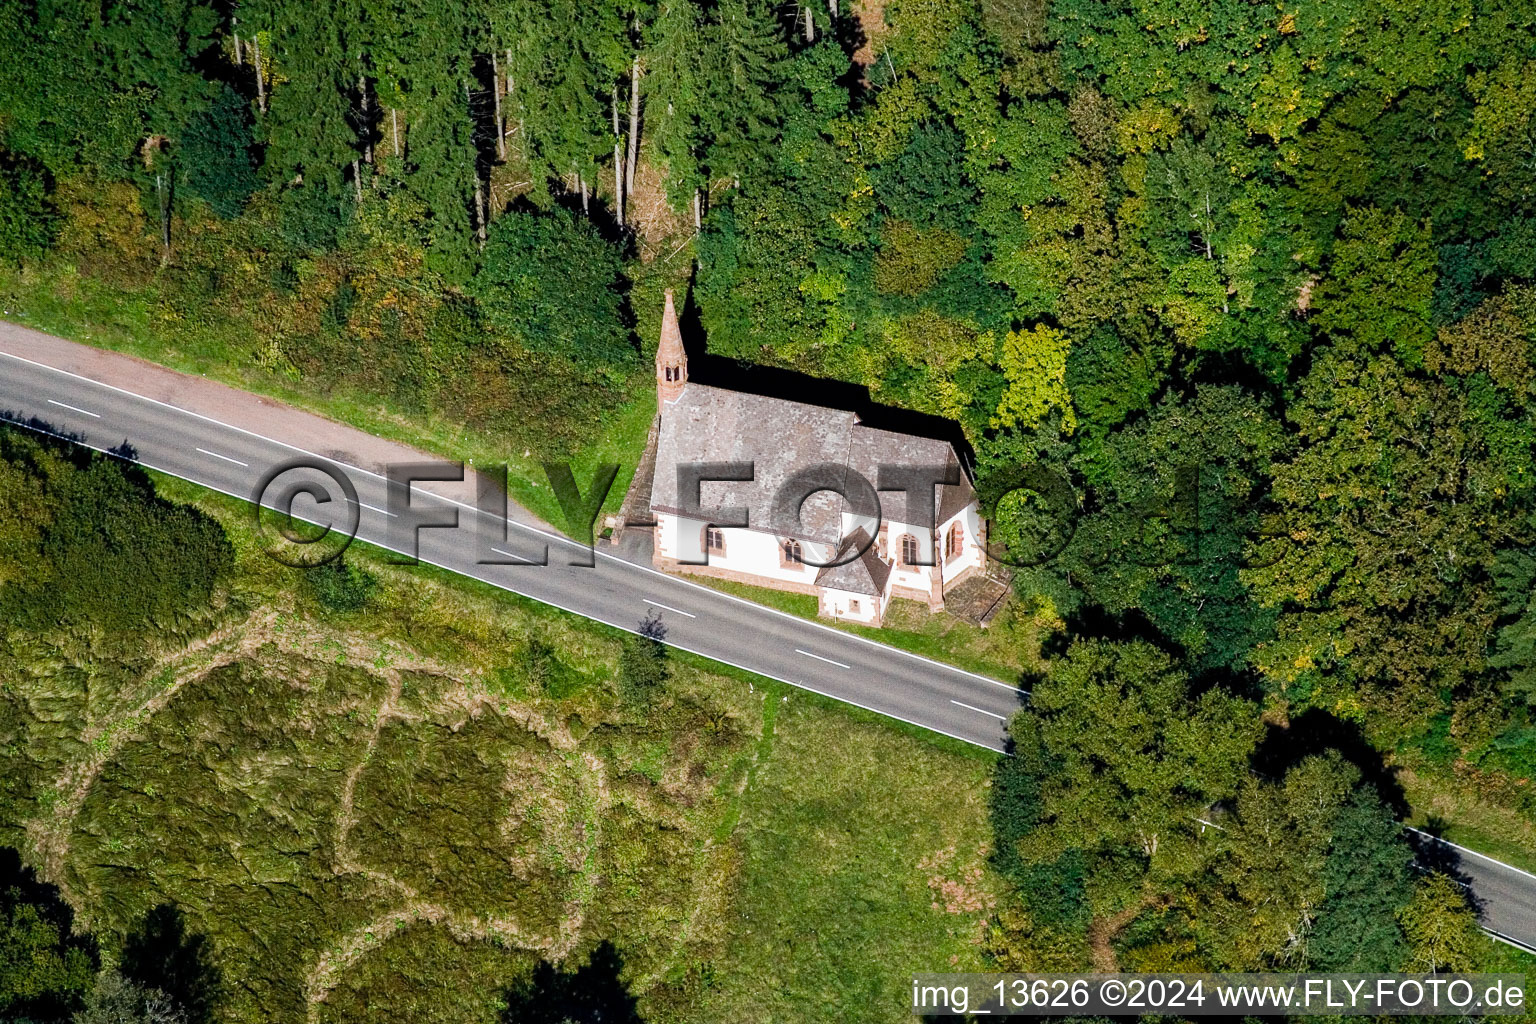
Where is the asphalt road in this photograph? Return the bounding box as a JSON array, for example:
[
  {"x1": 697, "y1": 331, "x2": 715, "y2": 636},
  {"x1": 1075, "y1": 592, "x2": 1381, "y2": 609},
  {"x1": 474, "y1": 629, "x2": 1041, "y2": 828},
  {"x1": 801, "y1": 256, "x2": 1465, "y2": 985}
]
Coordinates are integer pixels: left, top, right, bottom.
[
  {"x1": 10, "y1": 337, "x2": 1536, "y2": 952},
  {"x1": 0, "y1": 344, "x2": 1025, "y2": 751},
  {"x1": 1407, "y1": 828, "x2": 1536, "y2": 955}
]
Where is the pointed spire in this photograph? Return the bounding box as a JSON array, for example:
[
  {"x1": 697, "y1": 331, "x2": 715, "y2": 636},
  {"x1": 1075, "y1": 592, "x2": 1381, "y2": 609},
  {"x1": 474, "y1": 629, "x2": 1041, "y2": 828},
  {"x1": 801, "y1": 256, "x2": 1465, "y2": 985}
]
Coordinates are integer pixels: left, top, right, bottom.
[{"x1": 657, "y1": 288, "x2": 687, "y2": 404}]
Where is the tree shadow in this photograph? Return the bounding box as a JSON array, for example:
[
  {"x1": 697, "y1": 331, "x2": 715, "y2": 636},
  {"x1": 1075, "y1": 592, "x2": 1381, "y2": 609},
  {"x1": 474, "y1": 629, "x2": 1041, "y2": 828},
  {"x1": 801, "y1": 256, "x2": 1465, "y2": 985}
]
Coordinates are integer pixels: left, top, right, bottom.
[
  {"x1": 0, "y1": 846, "x2": 91, "y2": 952},
  {"x1": 833, "y1": 2, "x2": 874, "y2": 103},
  {"x1": 1189, "y1": 663, "x2": 1270, "y2": 705},
  {"x1": 120, "y1": 903, "x2": 222, "y2": 1024},
  {"x1": 1, "y1": 412, "x2": 86, "y2": 447},
  {"x1": 499, "y1": 941, "x2": 643, "y2": 1024},
  {"x1": 674, "y1": 282, "x2": 975, "y2": 465},
  {"x1": 107, "y1": 439, "x2": 139, "y2": 462},
  {"x1": 0, "y1": 846, "x2": 99, "y2": 1020},
  {"x1": 1251, "y1": 707, "x2": 1408, "y2": 817},
  {"x1": 1405, "y1": 820, "x2": 1484, "y2": 918},
  {"x1": 1, "y1": 419, "x2": 170, "y2": 526},
  {"x1": 1184, "y1": 346, "x2": 1288, "y2": 404},
  {"x1": 1046, "y1": 604, "x2": 1179, "y2": 662},
  {"x1": 1, "y1": 413, "x2": 140, "y2": 472}
]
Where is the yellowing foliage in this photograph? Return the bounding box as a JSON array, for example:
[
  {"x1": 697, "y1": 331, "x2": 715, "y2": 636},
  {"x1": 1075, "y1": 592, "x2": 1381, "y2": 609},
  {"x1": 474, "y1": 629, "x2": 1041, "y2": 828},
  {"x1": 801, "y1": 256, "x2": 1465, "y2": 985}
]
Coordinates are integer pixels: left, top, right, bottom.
[
  {"x1": 873, "y1": 221, "x2": 967, "y2": 296},
  {"x1": 1115, "y1": 100, "x2": 1181, "y2": 154},
  {"x1": 1464, "y1": 60, "x2": 1536, "y2": 168},
  {"x1": 992, "y1": 323, "x2": 1075, "y2": 432}
]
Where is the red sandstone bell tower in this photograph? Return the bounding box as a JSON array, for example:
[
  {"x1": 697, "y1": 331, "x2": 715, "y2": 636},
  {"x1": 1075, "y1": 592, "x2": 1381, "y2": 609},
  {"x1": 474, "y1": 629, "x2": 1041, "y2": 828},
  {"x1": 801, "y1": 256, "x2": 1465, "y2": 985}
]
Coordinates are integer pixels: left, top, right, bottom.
[{"x1": 657, "y1": 288, "x2": 687, "y2": 405}]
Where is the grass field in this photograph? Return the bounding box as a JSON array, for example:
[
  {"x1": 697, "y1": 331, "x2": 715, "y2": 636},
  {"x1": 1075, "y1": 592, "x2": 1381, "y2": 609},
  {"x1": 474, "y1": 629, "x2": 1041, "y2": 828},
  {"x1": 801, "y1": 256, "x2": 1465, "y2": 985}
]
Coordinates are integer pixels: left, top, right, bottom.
[
  {"x1": 13, "y1": 259, "x2": 1534, "y2": 1018},
  {"x1": 700, "y1": 698, "x2": 997, "y2": 1021},
  {"x1": 1400, "y1": 768, "x2": 1536, "y2": 875},
  {"x1": 1, "y1": 452, "x2": 1005, "y2": 1024},
  {"x1": 678, "y1": 576, "x2": 1043, "y2": 683}
]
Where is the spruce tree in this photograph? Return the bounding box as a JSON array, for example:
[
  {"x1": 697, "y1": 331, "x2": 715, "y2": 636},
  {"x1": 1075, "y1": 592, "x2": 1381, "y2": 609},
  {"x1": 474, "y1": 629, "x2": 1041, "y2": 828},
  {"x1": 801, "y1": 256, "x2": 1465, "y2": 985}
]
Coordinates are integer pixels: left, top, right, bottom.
[{"x1": 1308, "y1": 789, "x2": 1415, "y2": 971}]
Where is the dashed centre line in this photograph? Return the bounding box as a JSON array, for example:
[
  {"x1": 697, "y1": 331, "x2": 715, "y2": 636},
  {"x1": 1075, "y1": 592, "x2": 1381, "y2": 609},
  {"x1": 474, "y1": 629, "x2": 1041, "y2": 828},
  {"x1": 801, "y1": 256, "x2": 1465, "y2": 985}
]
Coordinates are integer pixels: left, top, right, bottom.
[
  {"x1": 195, "y1": 446, "x2": 248, "y2": 467},
  {"x1": 47, "y1": 398, "x2": 100, "y2": 418},
  {"x1": 795, "y1": 649, "x2": 851, "y2": 669},
  {"x1": 490, "y1": 546, "x2": 544, "y2": 565},
  {"x1": 950, "y1": 700, "x2": 1008, "y2": 721},
  {"x1": 643, "y1": 598, "x2": 697, "y2": 618}
]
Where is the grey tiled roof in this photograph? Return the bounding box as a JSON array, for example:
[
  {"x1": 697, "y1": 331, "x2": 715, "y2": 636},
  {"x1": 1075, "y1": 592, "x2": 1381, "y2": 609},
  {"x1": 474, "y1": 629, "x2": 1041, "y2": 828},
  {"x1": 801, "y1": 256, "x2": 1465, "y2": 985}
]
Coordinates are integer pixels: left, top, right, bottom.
[
  {"x1": 814, "y1": 528, "x2": 892, "y2": 596},
  {"x1": 649, "y1": 383, "x2": 974, "y2": 544}
]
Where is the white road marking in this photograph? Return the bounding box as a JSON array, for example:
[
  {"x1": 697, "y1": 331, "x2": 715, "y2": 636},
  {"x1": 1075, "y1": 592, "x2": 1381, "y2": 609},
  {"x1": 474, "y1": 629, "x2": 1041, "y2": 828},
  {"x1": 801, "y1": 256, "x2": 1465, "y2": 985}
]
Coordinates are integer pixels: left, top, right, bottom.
[
  {"x1": 795, "y1": 648, "x2": 850, "y2": 669},
  {"x1": 1404, "y1": 826, "x2": 1536, "y2": 948},
  {"x1": 0, "y1": 411, "x2": 1013, "y2": 753},
  {"x1": 0, "y1": 351, "x2": 1029, "y2": 704},
  {"x1": 357, "y1": 501, "x2": 397, "y2": 518},
  {"x1": 950, "y1": 700, "x2": 1008, "y2": 721},
  {"x1": 47, "y1": 398, "x2": 100, "y2": 418},
  {"x1": 6, "y1": 351, "x2": 1025, "y2": 691},
  {"x1": 491, "y1": 546, "x2": 543, "y2": 565},
  {"x1": 195, "y1": 446, "x2": 248, "y2": 467},
  {"x1": 1404, "y1": 826, "x2": 1536, "y2": 881},
  {"x1": 643, "y1": 598, "x2": 696, "y2": 618}
]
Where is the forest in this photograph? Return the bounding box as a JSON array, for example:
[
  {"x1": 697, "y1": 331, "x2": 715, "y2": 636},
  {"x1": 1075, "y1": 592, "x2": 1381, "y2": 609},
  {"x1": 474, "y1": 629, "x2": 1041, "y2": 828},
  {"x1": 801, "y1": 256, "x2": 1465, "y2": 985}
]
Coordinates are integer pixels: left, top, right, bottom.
[{"x1": 4, "y1": 0, "x2": 1536, "y2": 1012}]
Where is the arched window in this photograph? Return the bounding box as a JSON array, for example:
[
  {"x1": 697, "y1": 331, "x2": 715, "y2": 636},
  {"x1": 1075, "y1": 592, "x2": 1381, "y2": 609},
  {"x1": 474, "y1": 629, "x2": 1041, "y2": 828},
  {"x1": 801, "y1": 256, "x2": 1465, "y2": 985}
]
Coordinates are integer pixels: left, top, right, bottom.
[
  {"x1": 900, "y1": 533, "x2": 920, "y2": 566},
  {"x1": 946, "y1": 521, "x2": 964, "y2": 560},
  {"x1": 705, "y1": 527, "x2": 725, "y2": 555},
  {"x1": 781, "y1": 538, "x2": 803, "y2": 566}
]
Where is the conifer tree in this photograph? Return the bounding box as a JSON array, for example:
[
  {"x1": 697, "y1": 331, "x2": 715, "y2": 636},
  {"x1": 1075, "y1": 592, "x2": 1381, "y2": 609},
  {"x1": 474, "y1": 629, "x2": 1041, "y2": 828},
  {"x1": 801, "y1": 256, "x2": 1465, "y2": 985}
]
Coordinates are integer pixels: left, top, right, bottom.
[
  {"x1": 698, "y1": 0, "x2": 785, "y2": 188},
  {"x1": 1308, "y1": 790, "x2": 1415, "y2": 971}
]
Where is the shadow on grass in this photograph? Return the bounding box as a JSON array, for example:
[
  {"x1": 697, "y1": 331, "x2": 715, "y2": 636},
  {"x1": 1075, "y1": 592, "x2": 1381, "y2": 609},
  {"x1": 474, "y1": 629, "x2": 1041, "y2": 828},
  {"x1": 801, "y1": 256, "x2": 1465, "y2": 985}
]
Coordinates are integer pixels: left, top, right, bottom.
[
  {"x1": 121, "y1": 903, "x2": 222, "y2": 1024},
  {"x1": 500, "y1": 941, "x2": 643, "y2": 1024},
  {"x1": 1251, "y1": 707, "x2": 1407, "y2": 818},
  {"x1": 0, "y1": 846, "x2": 99, "y2": 1021}
]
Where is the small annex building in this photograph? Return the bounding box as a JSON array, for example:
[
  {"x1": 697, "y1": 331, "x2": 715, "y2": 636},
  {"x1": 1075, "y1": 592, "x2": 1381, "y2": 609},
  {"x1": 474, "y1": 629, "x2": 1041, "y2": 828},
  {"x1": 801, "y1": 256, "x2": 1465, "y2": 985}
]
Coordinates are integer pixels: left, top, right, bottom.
[{"x1": 647, "y1": 290, "x2": 986, "y2": 626}]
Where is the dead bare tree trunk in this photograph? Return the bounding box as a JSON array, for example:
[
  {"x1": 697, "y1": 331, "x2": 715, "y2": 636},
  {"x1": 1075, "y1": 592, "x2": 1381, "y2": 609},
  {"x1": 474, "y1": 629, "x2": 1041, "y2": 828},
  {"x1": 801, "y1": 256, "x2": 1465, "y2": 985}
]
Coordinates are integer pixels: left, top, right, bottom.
[
  {"x1": 473, "y1": 176, "x2": 487, "y2": 247},
  {"x1": 693, "y1": 188, "x2": 702, "y2": 229},
  {"x1": 233, "y1": 20, "x2": 243, "y2": 66},
  {"x1": 491, "y1": 51, "x2": 505, "y2": 160},
  {"x1": 611, "y1": 85, "x2": 625, "y2": 227},
  {"x1": 507, "y1": 76, "x2": 518, "y2": 151},
  {"x1": 579, "y1": 172, "x2": 589, "y2": 216},
  {"x1": 830, "y1": 0, "x2": 838, "y2": 17},
  {"x1": 465, "y1": 80, "x2": 485, "y2": 241},
  {"x1": 391, "y1": 107, "x2": 400, "y2": 158},
  {"x1": 358, "y1": 69, "x2": 372, "y2": 164},
  {"x1": 253, "y1": 35, "x2": 267, "y2": 113},
  {"x1": 803, "y1": 5, "x2": 815, "y2": 41},
  {"x1": 352, "y1": 159, "x2": 362, "y2": 202},
  {"x1": 626, "y1": 48, "x2": 640, "y2": 197},
  {"x1": 156, "y1": 172, "x2": 171, "y2": 262},
  {"x1": 505, "y1": 49, "x2": 523, "y2": 159}
]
